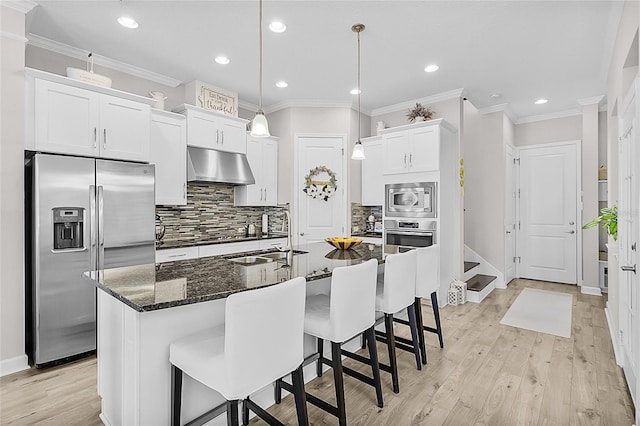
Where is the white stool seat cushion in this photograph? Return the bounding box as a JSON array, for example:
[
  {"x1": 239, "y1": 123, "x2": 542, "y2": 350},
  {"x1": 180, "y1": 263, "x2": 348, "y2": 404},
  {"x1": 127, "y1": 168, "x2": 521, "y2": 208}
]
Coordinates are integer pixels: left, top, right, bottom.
[
  {"x1": 170, "y1": 325, "x2": 226, "y2": 394},
  {"x1": 304, "y1": 294, "x2": 333, "y2": 341},
  {"x1": 169, "y1": 277, "x2": 307, "y2": 401}
]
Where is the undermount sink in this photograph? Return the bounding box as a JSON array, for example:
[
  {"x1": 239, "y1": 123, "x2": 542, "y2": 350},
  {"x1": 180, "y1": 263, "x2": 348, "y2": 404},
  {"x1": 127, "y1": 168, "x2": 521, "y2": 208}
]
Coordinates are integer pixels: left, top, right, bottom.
[{"x1": 229, "y1": 256, "x2": 273, "y2": 265}]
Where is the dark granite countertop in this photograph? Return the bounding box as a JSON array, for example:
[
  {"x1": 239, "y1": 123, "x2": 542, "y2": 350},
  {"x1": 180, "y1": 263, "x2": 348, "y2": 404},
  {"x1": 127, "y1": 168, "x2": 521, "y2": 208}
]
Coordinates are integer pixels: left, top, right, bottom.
[
  {"x1": 156, "y1": 233, "x2": 288, "y2": 250},
  {"x1": 93, "y1": 242, "x2": 409, "y2": 313}
]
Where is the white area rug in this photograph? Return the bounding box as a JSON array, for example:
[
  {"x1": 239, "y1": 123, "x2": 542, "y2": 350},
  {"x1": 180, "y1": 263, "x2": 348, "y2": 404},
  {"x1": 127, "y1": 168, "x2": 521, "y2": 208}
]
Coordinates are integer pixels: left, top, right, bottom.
[{"x1": 500, "y1": 288, "x2": 573, "y2": 338}]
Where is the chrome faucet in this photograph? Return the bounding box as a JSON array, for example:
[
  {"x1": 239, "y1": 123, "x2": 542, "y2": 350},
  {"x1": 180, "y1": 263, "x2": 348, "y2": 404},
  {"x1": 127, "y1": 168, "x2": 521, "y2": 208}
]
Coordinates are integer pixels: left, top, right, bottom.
[{"x1": 272, "y1": 203, "x2": 293, "y2": 253}]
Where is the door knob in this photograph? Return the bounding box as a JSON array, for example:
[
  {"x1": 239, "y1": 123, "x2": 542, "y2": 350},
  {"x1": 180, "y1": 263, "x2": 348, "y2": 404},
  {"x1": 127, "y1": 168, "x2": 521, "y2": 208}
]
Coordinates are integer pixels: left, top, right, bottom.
[
  {"x1": 621, "y1": 264, "x2": 636, "y2": 274},
  {"x1": 632, "y1": 242, "x2": 637, "y2": 251},
  {"x1": 569, "y1": 221, "x2": 575, "y2": 225},
  {"x1": 565, "y1": 230, "x2": 575, "y2": 234},
  {"x1": 506, "y1": 230, "x2": 512, "y2": 234},
  {"x1": 299, "y1": 232, "x2": 305, "y2": 236}
]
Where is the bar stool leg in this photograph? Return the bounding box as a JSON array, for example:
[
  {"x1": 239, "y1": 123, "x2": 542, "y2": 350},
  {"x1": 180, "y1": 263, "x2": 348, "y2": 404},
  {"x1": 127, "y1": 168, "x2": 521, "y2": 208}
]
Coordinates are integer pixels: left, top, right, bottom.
[
  {"x1": 274, "y1": 377, "x2": 282, "y2": 404},
  {"x1": 171, "y1": 365, "x2": 183, "y2": 426},
  {"x1": 407, "y1": 305, "x2": 422, "y2": 371},
  {"x1": 317, "y1": 338, "x2": 324, "y2": 377},
  {"x1": 226, "y1": 400, "x2": 240, "y2": 426},
  {"x1": 364, "y1": 326, "x2": 384, "y2": 408},
  {"x1": 331, "y1": 342, "x2": 347, "y2": 426},
  {"x1": 291, "y1": 364, "x2": 309, "y2": 426},
  {"x1": 241, "y1": 399, "x2": 249, "y2": 426},
  {"x1": 431, "y1": 292, "x2": 444, "y2": 348},
  {"x1": 414, "y1": 298, "x2": 428, "y2": 365},
  {"x1": 384, "y1": 313, "x2": 400, "y2": 393}
]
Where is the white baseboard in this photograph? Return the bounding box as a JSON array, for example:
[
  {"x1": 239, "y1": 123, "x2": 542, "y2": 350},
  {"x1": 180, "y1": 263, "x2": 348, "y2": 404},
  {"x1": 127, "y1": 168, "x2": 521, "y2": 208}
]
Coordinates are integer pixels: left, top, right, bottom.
[
  {"x1": 580, "y1": 286, "x2": 603, "y2": 297},
  {"x1": 604, "y1": 304, "x2": 623, "y2": 366},
  {"x1": 0, "y1": 354, "x2": 29, "y2": 377}
]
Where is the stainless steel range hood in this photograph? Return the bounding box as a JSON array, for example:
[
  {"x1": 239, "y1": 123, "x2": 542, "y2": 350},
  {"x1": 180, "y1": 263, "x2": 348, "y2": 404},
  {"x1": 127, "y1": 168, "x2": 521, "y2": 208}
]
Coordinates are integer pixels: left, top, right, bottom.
[{"x1": 187, "y1": 146, "x2": 255, "y2": 185}]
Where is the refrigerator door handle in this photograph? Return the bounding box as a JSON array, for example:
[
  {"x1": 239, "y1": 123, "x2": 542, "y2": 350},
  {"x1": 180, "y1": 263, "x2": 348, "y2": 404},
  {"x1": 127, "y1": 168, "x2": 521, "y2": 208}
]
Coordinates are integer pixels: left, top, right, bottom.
[
  {"x1": 89, "y1": 185, "x2": 97, "y2": 273},
  {"x1": 98, "y1": 185, "x2": 104, "y2": 273}
]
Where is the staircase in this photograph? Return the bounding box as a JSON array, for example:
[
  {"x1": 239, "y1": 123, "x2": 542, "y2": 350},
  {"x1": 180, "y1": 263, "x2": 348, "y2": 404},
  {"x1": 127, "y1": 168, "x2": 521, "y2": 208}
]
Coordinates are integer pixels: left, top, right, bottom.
[{"x1": 463, "y1": 260, "x2": 497, "y2": 303}]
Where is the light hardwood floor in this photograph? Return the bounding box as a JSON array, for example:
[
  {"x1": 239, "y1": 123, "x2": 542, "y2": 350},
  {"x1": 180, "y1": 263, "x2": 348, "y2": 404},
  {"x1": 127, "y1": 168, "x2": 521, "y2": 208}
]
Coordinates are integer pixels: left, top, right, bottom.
[{"x1": 0, "y1": 279, "x2": 634, "y2": 425}]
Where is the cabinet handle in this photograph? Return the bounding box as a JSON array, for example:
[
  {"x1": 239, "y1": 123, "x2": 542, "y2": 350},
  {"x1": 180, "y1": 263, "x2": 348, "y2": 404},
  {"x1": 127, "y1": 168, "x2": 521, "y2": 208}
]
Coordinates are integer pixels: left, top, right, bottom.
[
  {"x1": 168, "y1": 253, "x2": 187, "y2": 259},
  {"x1": 409, "y1": 153, "x2": 412, "y2": 167},
  {"x1": 93, "y1": 127, "x2": 97, "y2": 148},
  {"x1": 264, "y1": 188, "x2": 267, "y2": 201},
  {"x1": 216, "y1": 130, "x2": 219, "y2": 144},
  {"x1": 183, "y1": 183, "x2": 186, "y2": 200},
  {"x1": 621, "y1": 264, "x2": 636, "y2": 274},
  {"x1": 221, "y1": 130, "x2": 224, "y2": 144},
  {"x1": 103, "y1": 129, "x2": 107, "y2": 149},
  {"x1": 404, "y1": 154, "x2": 407, "y2": 167},
  {"x1": 260, "y1": 188, "x2": 264, "y2": 201}
]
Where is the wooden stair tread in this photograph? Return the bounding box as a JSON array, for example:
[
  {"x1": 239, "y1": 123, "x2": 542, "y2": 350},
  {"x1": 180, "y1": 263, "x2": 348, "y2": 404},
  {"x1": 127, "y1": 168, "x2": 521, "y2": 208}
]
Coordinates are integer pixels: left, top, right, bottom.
[
  {"x1": 464, "y1": 261, "x2": 480, "y2": 273},
  {"x1": 466, "y1": 274, "x2": 497, "y2": 292}
]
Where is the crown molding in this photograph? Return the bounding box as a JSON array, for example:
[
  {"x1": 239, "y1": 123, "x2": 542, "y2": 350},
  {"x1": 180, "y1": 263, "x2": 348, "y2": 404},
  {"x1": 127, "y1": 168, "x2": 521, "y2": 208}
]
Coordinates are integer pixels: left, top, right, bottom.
[
  {"x1": 2, "y1": 0, "x2": 37, "y2": 14},
  {"x1": 516, "y1": 109, "x2": 581, "y2": 125},
  {"x1": 577, "y1": 95, "x2": 606, "y2": 107},
  {"x1": 599, "y1": 102, "x2": 608, "y2": 112},
  {"x1": 478, "y1": 103, "x2": 518, "y2": 123},
  {"x1": 27, "y1": 33, "x2": 183, "y2": 88},
  {"x1": 238, "y1": 100, "x2": 259, "y2": 112},
  {"x1": 370, "y1": 88, "x2": 465, "y2": 117},
  {"x1": 264, "y1": 99, "x2": 361, "y2": 115},
  {"x1": 1, "y1": 31, "x2": 28, "y2": 43}
]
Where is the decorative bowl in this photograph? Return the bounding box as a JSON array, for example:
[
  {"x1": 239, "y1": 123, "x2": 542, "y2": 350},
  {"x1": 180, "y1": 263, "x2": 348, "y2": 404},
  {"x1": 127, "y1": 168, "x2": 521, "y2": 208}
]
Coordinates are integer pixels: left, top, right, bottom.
[
  {"x1": 325, "y1": 237, "x2": 362, "y2": 250},
  {"x1": 66, "y1": 67, "x2": 112, "y2": 88}
]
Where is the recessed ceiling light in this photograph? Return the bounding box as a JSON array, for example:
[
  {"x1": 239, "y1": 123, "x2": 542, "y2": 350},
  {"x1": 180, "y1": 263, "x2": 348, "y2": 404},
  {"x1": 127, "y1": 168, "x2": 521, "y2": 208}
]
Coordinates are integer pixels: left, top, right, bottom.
[
  {"x1": 276, "y1": 81, "x2": 288, "y2": 88},
  {"x1": 215, "y1": 56, "x2": 230, "y2": 65},
  {"x1": 424, "y1": 64, "x2": 439, "y2": 73},
  {"x1": 350, "y1": 88, "x2": 361, "y2": 95},
  {"x1": 117, "y1": 16, "x2": 139, "y2": 29},
  {"x1": 535, "y1": 98, "x2": 548, "y2": 105},
  {"x1": 269, "y1": 21, "x2": 287, "y2": 33},
  {"x1": 491, "y1": 92, "x2": 502, "y2": 98}
]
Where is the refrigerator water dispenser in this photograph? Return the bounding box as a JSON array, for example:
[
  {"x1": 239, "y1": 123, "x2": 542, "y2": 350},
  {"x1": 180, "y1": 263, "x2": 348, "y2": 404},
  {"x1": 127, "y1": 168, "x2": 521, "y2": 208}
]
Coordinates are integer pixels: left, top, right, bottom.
[{"x1": 52, "y1": 207, "x2": 84, "y2": 250}]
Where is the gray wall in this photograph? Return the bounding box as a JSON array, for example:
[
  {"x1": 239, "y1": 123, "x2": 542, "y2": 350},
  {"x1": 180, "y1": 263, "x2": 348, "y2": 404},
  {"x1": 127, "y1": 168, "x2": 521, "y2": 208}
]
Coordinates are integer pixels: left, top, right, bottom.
[{"x1": 515, "y1": 115, "x2": 582, "y2": 146}]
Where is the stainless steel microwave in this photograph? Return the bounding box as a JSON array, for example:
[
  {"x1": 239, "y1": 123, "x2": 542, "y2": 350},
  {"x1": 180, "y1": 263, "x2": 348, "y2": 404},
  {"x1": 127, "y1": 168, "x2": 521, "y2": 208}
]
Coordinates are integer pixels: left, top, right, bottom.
[{"x1": 385, "y1": 182, "x2": 437, "y2": 218}]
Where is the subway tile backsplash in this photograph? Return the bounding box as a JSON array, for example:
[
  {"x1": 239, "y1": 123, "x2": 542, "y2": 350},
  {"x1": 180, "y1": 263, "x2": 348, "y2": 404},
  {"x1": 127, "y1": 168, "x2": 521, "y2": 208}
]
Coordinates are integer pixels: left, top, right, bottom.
[{"x1": 156, "y1": 182, "x2": 286, "y2": 247}]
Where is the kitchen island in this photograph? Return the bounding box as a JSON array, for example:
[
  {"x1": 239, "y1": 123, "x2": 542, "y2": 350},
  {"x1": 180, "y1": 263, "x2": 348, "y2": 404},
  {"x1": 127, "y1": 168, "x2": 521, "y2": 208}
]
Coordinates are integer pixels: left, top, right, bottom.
[{"x1": 93, "y1": 242, "x2": 396, "y2": 426}]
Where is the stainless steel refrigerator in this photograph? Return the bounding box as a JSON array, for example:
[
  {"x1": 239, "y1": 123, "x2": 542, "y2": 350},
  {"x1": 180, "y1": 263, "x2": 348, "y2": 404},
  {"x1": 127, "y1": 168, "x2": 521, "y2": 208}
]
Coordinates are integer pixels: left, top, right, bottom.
[{"x1": 26, "y1": 153, "x2": 155, "y2": 368}]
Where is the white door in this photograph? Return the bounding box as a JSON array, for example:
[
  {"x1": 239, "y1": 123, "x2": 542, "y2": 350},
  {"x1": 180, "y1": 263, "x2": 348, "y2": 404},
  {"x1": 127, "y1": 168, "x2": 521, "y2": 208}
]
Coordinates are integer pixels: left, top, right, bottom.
[
  {"x1": 619, "y1": 81, "x2": 638, "y2": 410},
  {"x1": 296, "y1": 135, "x2": 346, "y2": 245},
  {"x1": 504, "y1": 144, "x2": 517, "y2": 284},
  {"x1": 518, "y1": 143, "x2": 578, "y2": 284}
]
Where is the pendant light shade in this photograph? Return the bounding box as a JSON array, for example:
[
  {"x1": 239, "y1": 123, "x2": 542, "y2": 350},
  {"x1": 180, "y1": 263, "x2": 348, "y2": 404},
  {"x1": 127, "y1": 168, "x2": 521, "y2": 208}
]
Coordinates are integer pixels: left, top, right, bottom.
[
  {"x1": 251, "y1": 111, "x2": 270, "y2": 137},
  {"x1": 351, "y1": 23, "x2": 365, "y2": 160},
  {"x1": 250, "y1": 0, "x2": 270, "y2": 137}
]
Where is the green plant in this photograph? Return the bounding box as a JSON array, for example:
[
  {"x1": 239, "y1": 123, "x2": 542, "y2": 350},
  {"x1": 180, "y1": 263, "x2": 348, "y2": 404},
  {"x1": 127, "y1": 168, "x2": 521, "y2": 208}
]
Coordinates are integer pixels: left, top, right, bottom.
[{"x1": 583, "y1": 205, "x2": 617, "y2": 241}]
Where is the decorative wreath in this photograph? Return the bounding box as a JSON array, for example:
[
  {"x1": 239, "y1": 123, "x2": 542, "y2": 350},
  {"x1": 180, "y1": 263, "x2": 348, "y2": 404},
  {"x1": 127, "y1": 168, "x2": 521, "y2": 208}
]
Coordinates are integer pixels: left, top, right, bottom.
[{"x1": 303, "y1": 166, "x2": 338, "y2": 201}]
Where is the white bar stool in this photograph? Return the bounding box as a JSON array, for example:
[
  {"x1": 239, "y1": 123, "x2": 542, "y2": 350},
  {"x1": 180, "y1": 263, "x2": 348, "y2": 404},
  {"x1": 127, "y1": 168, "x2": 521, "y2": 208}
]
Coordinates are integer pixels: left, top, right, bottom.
[
  {"x1": 169, "y1": 277, "x2": 308, "y2": 426},
  {"x1": 277, "y1": 259, "x2": 382, "y2": 426},
  {"x1": 393, "y1": 244, "x2": 443, "y2": 365},
  {"x1": 369, "y1": 249, "x2": 422, "y2": 394}
]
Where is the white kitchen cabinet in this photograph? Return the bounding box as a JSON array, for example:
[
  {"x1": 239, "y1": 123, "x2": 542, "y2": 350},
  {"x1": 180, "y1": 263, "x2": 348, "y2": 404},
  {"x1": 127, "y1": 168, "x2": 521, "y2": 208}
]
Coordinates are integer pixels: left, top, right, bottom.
[
  {"x1": 381, "y1": 120, "x2": 440, "y2": 175},
  {"x1": 150, "y1": 110, "x2": 187, "y2": 205},
  {"x1": 174, "y1": 104, "x2": 248, "y2": 154},
  {"x1": 234, "y1": 135, "x2": 278, "y2": 206},
  {"x1": 361, "y1": 136, "x2": 384, "y2": 206},
  {"x1": 29, "y1": 72, "x2": 151, "y2": 162}
]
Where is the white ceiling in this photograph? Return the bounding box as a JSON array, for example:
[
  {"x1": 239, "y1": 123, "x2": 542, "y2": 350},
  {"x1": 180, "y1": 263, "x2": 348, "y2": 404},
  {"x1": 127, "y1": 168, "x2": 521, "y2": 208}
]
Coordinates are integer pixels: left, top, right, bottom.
[{"x1": 25, "y1": 1, "x2": 623, "y2": 120}]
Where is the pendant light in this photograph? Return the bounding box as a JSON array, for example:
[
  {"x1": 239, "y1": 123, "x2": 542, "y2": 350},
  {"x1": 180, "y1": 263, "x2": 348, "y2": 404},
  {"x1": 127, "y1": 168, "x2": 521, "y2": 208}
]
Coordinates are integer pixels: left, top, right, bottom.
[
  {"x1": 351, "y1": 24, "x2": 365, "y2": 160},
  {"x1": 250, "y1": 0, "x2": 270, "y2": 137}
]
